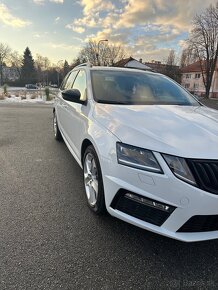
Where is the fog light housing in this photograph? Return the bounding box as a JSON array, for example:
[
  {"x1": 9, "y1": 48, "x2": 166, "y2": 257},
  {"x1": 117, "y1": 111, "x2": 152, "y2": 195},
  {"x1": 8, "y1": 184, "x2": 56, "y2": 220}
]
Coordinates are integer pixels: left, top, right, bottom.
[
  {"x1": 125, "y1": 193, "x2": 174, "y2": 213},
  {"x1": 111, "y1": 189, "x2": 176, "y2": 226}
]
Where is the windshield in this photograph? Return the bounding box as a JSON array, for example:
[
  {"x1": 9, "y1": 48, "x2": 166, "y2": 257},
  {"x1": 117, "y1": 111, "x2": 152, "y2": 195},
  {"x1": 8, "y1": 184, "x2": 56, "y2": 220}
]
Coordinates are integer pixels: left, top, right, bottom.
[{"x1": 91, "y1": 70, "x2": 200, "y2": 106}]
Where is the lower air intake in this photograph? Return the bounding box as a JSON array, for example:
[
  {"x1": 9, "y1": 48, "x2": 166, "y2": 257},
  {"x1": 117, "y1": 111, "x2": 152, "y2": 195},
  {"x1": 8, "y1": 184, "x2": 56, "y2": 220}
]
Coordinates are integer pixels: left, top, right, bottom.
[
  {"x1": 178, "y1": 215, "x2": 218, "y2": 232},
  {"x1": 111, "y1": 190, "x2": 175, "y2": 226}
]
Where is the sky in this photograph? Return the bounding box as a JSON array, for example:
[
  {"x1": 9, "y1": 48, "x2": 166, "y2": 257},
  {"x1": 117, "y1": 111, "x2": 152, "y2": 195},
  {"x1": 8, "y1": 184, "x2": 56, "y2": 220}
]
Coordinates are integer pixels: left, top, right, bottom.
[{"x1": 0, "y1": 0, "x2": 217, "y2": 64}]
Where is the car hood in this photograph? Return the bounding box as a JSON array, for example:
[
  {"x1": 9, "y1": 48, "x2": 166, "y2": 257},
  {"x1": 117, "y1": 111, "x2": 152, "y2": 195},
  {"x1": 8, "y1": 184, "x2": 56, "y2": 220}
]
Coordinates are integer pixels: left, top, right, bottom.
[{"x1": 93, "y1": 104, "x2": 218, "y2": 159}]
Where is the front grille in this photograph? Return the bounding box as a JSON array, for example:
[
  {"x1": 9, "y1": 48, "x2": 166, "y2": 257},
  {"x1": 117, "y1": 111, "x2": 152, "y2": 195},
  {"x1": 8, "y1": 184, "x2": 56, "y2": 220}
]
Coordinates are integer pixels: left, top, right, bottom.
[
  {"x1": 111, "y1": 190, "x2": 175, "y2": 226},
  {"x1": 187, "y1": 159, "x2": 218, "y2": 195},
  {"x1": 178, "y1": 215, "x2": 218, "y2": 232}
]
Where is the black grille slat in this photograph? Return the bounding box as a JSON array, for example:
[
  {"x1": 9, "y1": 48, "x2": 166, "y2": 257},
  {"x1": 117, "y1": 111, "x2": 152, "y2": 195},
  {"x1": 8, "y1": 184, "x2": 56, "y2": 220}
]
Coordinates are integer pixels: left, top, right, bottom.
[
  {"x1": 205, "y1": 163, "x2": 217, "y2": 185},
  {"x1": 211, "y1": 164, "x2": 218, "y2": 184},
  {"x1": 198, "y1": 163, "x2": 211, "y2": 184},
  {"x1": 187, "y1": 159, "x2": 218, "y2": 195},
  {"x1": 178, "y1": 215, "x2": 218, "y2": 232}
]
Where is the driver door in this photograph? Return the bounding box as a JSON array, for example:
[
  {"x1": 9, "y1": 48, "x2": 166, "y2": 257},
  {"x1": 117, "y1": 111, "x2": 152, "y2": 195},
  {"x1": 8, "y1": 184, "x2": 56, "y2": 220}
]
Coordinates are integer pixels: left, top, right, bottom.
[{"x1": 62, "y1": 70, "x2": 88, "y2": 161}]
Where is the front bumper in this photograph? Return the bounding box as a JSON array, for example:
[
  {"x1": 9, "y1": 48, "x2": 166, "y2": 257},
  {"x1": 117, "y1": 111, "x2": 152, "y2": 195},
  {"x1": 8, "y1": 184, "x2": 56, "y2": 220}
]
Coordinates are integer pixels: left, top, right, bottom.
[{"x1": 100, "y1": 152, "x2": 218, "y2": 242}]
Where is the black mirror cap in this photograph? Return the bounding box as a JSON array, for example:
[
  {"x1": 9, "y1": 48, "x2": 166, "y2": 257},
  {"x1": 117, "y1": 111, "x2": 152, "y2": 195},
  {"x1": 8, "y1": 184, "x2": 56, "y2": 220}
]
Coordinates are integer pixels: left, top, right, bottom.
[
  {"x1": 62, "y1": 89, "x2": 86, "y2": 104},
  {"x1": 62, "y1": 88, "x2": 80, "y2": 100}
]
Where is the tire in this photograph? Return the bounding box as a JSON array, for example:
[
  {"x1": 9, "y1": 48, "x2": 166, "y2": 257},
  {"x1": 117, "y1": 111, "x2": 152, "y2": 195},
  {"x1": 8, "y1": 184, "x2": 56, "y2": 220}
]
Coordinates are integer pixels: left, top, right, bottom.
[
  {"x1": 83, "y1": 145, "x2": 106, "y2": 215},
  {"x1": 53, "y1": 111, "x2": 63, "y2": 141}
]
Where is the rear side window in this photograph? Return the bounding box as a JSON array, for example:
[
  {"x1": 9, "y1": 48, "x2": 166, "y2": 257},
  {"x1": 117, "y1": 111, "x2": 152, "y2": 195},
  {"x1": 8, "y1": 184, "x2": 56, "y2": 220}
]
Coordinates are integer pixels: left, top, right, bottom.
[
  {"x1": 61, "y1": 70, "x2": 78, "y2": 90},
  {"x1": 72, "y1": 70, "x2": 87, "y2": 101}
]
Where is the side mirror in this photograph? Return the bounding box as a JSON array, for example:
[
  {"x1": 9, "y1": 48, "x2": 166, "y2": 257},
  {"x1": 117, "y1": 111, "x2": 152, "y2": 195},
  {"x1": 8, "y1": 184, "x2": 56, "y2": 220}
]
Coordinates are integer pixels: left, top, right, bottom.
[{"x1": 62, "y1": 89, "x2": 85, "y2": 104}]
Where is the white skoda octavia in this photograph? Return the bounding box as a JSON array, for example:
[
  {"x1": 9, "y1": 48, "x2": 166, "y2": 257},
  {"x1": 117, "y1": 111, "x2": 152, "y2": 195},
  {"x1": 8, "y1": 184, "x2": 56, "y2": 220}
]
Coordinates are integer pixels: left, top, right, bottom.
[{"x1": 53, "y1": 64, "x2": 218, "y2": 242}]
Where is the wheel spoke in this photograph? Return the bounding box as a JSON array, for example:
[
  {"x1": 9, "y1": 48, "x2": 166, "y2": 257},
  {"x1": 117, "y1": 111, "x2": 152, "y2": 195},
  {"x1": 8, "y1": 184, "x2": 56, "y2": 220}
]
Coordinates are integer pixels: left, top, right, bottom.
[
  {"x1": 91, "y1": 179, "x2": 98, "y2": 193},
  {"x1": 86, "y1": 156, "x2": 93, "y2": 175},
  {"x1": 84, "y1": 152, "x2": 99, "y2": 206},
  {"x1": 84, "y1": 173, "x2": 92, "y2": 185},
  {"x1": 85, "y1": 161, "x2": 91, "y2": 176},
  {"x1": 89, "y1": 186, "x2": 96, "y2": 205}
]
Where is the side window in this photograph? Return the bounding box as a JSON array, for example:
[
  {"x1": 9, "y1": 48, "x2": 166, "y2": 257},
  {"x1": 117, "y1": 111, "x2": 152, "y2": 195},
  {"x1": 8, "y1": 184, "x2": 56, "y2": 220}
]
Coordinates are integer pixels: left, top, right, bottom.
[
  {"x1": 60, "y1": 72, "x2": 70, "y2": 90},
  {"x1": 72, "y1": 70, "x2": 87, "y2": 101},
  {"x1": 62, "y1": 71, "x2": 78, "y2": 90}
]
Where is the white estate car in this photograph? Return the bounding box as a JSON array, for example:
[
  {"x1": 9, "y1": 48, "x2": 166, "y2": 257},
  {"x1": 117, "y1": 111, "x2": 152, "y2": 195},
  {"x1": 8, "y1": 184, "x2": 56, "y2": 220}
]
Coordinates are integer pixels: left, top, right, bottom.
[{"x1": 53, "y1": 64, "x2": 218, "y2": 242}]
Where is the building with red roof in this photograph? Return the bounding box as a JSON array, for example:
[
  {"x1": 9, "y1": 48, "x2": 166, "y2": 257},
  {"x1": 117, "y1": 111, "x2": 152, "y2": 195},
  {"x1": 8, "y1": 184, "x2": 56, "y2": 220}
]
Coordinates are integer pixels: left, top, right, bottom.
[{"x1": 181, "y1": 61, "x2": 218, "y2": 98}]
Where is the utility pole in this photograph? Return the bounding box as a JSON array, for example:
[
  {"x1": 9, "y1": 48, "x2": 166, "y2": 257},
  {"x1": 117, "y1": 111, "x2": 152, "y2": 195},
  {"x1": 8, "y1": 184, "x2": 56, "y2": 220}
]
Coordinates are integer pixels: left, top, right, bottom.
[{"x1": 97, "y1": 39, "x2": 108, "y2": 66}]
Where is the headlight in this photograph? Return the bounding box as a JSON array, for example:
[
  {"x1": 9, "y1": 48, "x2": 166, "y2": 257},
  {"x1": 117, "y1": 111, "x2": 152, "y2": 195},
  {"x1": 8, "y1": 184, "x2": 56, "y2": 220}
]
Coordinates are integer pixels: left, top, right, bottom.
[
  {"x1": 117, "y1": 143, "x2": 163, "y2": 173},
  {"x1": 162, "y1": 154, "x2": 196, "y2": 185}
]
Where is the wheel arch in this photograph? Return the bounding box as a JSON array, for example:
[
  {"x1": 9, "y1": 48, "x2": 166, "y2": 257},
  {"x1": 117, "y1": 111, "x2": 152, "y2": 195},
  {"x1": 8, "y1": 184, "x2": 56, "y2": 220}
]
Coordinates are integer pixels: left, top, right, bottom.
[{"x1": 81, "y1": 139, "x2": 93, "y2": 166}]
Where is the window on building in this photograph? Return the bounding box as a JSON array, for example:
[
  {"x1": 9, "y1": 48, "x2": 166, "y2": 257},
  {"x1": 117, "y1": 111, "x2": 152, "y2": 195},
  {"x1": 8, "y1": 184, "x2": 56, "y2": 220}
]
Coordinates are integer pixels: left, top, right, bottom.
[
  {"x1": 185, "y1": 83, "x2": 190, "y2": 89},
  {"x1": 186, "y1": 74, "x2": 191, "y2": 79},
  {"x1": 195, "y1": 73, "x2": 200, "y2": 79},
  {"x1": 193, "y1": 83, "x2": 199, "y2": 89}
]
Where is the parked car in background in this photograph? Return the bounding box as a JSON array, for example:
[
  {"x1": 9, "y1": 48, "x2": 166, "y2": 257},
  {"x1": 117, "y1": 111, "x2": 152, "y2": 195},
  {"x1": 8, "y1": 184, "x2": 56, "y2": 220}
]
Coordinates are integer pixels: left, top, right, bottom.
[
  {"x1": 25, "y1": 84, "x2": 38, "y2": 89},
  {"x1": 53, "y1": 64, "x2": 218, "y2": 242}
]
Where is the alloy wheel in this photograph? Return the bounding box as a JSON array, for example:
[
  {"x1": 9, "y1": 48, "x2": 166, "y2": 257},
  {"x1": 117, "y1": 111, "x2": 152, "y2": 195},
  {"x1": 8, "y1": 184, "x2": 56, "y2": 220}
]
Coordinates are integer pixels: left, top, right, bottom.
[{"x1": 84, "y1": 152, "x2": 99, "y2": 206}]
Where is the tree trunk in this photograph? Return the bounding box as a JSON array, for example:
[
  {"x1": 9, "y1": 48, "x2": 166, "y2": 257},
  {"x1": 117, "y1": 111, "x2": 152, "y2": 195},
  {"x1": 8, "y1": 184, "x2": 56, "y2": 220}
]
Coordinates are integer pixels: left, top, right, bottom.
[{"x1": 205, "y1": 85, "x2": 210, "y2": 98}]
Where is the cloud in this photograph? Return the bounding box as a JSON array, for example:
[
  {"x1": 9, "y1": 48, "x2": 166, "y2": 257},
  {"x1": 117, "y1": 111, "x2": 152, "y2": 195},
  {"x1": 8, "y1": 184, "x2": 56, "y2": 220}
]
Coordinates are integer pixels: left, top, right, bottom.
[
  {"x1": 33, "y1": 0, "x2": 64, "y2": 5},
  {"x1": 48, "y1": 42, "x2": 80, "y2": 51},
  {"x1": 33, "y1": 31, "x2": 49, "y2": 38},
  {"x1": 67, "y1": 0, "x2": 114, "y2": 33},
  {"x1": 50, "y1": 0, "x2": 64, "y2": 3},
  {"x1": 33, "y1": 0, "x2": 45, "y2": 4},
  {"x1": 80, "y1": 0, "x2": 114, "y2": 15},
  {"x1": 33, "y1": 33, "x2": 41, "y2": 38},
  {"x1": 115, "y1": 0, "x2": 217, "y2": 30},
  {"x1": 0, "y1": 3, "x2": 31, "y2": 28},
  {"x1": 67, "y1": 0, "x2": 218, "y2": 61},
  {"x1": 55, "y1": 16, "x2": 60, "y2": 23},
  {"x1": 66, "y1": 25, "x2": 85, "y2": 33}
]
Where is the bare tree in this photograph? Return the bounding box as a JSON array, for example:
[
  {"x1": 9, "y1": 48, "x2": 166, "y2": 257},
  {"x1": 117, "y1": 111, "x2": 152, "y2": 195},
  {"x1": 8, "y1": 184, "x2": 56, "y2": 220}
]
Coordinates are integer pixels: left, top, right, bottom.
[
  {"x1": 166, "y1": 50, "x2": 176, "y2": 66},
  {"x1": 9, "y1": 51, "x2": 22, "y2": 79},
  {"x1": 35, "y1": 54, "x2": 51, "y2": 85},
  {"x1": 70, "y1": 58, "x2": 82, "y2": 69},
  {"x1": 77, "y1": 40, "x2": 126, "y2": 66},
  {"x1": 162, "y1": 50, "x2": 181, "y2": 83},
  {"x1": 106, "y1": 44, "x2": 126, "y2": 66},
  {"x1": 188, "y1": 2, "x2": 218, "y2": 98},
  {"x1": 0, "y1": 43, "x2": 11, "y2": 85},
  {"x1": 180, "y1": 48, "x2": 198, "y2": 68}
]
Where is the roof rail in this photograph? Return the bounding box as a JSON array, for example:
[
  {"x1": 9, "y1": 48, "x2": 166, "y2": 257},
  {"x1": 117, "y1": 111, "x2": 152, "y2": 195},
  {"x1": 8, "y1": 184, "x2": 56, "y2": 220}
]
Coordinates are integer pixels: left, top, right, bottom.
[{"x1": 74, "y1": 62, "x2": 92, "y2": 68}]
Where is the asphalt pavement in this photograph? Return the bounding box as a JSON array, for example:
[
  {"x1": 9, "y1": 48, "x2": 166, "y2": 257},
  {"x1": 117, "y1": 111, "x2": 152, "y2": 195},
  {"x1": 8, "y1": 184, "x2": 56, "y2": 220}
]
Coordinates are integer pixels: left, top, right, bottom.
[{"x1": 0, "y1": 102, "x2": 218, "y2": 290}]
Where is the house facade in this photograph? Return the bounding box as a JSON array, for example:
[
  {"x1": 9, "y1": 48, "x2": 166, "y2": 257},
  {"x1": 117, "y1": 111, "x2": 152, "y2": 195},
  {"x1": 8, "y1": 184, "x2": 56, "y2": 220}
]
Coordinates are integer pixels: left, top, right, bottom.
[{"x1": 181, "y1": 61, "x2": 218, "y2": 98}]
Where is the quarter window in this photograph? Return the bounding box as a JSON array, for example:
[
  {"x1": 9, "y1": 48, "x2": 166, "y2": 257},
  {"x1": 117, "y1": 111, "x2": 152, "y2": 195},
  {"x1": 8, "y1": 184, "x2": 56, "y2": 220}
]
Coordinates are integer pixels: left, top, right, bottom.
[
  {"x1": 60, "y1": 72, "x2": 71, "y2": 90},
  {"x1": 64, "y1": 71, "x2": 78, "y2": 90},
  {"x1": 72, "y1": 70, "x2": 87, "y2": 101}
]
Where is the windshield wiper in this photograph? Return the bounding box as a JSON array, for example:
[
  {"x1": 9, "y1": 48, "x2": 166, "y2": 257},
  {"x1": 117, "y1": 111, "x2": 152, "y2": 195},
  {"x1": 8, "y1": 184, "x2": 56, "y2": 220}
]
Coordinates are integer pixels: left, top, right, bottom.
[{"x1": 97, "y1": 100, "x2": 130, "y2": 105}]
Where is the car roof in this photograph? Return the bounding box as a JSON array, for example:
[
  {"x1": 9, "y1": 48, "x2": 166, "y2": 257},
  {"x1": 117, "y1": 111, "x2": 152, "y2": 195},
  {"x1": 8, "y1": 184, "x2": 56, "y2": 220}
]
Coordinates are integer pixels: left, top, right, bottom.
[{"x1": 73, "y1": 64, "x2": 162, "y2": 76}]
